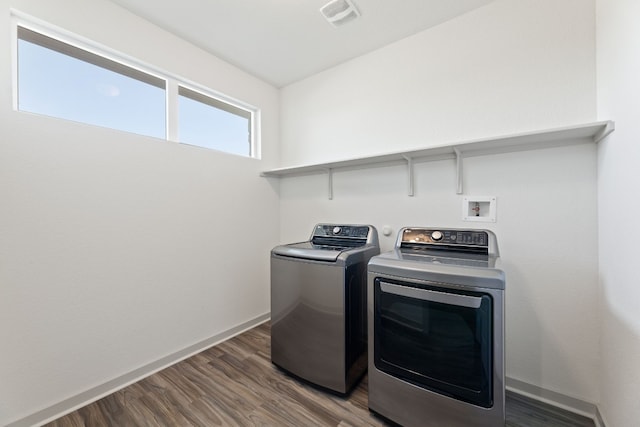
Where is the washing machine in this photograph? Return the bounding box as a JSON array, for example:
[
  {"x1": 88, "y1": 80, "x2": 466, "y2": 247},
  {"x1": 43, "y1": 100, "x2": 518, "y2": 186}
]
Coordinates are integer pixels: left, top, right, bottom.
[
  {"x1": 271, "y1": 224, "x2": 380, "y2": 394},
  {"x1": 367, "y1": 227, "x2": 505, "y2": 427}
]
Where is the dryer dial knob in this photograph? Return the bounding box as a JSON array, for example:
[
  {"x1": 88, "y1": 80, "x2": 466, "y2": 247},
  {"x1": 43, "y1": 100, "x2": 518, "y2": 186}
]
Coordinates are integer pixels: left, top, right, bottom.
[
  {"x1": 431, "y1": 231, "x2": 443, "y2": 241},
  {"x1": 333, "y1": 226, "x2": 342, "y2": 235}
]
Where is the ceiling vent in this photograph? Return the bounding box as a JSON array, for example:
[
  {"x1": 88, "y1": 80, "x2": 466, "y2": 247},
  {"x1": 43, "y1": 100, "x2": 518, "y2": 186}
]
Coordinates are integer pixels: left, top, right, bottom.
[{"x1": 320, "y1": 0, "x2": 360, "y2": 27}]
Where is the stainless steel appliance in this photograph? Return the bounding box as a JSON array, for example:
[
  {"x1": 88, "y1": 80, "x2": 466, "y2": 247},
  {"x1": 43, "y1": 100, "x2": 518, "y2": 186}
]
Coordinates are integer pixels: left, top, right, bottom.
[
  {"x1": 367, "y1": 227, "x2": 505, "y2": 427},
  {"x1": 271, "y1": 224, "x2": 380, "y2": 394}
]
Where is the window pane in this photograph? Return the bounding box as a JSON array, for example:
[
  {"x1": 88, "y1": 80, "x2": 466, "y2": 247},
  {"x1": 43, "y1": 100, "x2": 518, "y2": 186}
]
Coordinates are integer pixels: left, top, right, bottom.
[
  {"x1": 178, "y1": 87, "x2": 251, "y2": 157},
  {"x1": 17, "y1": 30, "x2": 166, "y2": 139}
]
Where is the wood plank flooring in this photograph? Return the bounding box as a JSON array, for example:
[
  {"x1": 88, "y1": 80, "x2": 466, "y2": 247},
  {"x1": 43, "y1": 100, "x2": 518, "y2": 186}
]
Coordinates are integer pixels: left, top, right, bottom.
[{"x1": 45, "y1": 322, "x2": 594, "y2": 427}]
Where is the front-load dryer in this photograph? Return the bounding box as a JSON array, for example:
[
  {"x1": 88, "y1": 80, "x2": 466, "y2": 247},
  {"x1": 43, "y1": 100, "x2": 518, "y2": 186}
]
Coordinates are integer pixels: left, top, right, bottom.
[{"x1": 367, "y1": 227, "x2": 505, "y2": 427}]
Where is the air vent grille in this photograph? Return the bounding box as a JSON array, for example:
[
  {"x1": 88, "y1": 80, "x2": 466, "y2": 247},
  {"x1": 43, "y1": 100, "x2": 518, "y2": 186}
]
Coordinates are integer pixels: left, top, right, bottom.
[{"x1": 319, "y1": 0, "x2": 360, "y2": 27}]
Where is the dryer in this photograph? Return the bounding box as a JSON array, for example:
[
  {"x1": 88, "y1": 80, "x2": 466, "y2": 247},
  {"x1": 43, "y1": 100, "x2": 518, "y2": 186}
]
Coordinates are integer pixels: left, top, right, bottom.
[{"x1": 367, "y1": 227, "x2": 505, "y2": 427}]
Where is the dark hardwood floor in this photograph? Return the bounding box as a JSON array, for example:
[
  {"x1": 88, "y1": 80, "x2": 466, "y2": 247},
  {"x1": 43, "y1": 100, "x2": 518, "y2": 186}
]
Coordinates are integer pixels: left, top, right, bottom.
[{"x1": 45, "y1": 322, "x2": 594, "y2": 427}]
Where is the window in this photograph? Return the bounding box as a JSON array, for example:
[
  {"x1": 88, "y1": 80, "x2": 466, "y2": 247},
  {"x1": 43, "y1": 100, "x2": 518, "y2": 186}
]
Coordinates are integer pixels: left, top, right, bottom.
[
  {"x1": 178, "y1": 86, "x2": 252, "y2": 156},
  {"x1": 14, "y1": 19, "x2": 259, "y2": 158},
  {"x1": 17, "y1": 27, "x2": 166, "y2": 139}
]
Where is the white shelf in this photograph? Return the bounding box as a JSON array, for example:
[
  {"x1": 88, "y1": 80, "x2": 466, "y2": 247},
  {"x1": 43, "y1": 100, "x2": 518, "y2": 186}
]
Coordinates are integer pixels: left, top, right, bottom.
[{"x1": 261, "y1": 120, "x2": 615, "y2": 198}]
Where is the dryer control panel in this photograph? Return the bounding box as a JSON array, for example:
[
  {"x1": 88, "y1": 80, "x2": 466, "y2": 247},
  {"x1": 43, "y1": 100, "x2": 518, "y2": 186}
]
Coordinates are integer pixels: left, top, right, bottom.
[{"x1": 399, "y1": 228, "x2": 498, "y2": 255}]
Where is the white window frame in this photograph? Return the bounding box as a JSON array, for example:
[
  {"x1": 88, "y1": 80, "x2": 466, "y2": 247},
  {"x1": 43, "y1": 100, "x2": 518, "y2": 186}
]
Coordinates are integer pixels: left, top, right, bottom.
[
  {"x1": 10, "y1": 10, "x2": 261, "y2": 159},
  {"x1": 174, "y1": 83, "x2": 259, "y2": 158}
]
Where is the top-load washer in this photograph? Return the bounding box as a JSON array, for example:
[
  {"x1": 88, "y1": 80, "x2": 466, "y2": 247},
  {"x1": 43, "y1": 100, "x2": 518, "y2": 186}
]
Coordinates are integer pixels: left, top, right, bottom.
[
  {"x1": 271, "y1": 224, "x2": 380, "y2": 394},
  {"x1": 367, "y1": 227, "x2": 505, "y2": 427}
]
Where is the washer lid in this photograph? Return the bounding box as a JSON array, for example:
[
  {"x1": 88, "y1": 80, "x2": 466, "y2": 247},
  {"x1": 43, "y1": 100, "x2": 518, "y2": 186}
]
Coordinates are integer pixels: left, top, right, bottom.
[{"x1": 272, "y1": 241, "x2": 346, "y2": 262}]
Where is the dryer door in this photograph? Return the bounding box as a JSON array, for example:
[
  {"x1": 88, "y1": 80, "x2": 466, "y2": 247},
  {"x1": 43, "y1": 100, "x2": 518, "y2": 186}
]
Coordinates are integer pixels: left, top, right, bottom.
[{"x1": 373, "y1": 278, "x2": 494, "y2": 408}]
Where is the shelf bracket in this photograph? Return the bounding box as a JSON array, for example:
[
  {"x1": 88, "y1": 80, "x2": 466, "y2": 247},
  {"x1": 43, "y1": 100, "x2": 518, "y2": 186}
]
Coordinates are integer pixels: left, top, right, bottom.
[
  {"x1": 324, "y1": 168, "x2": 333, "y2": 200},
  {"x1": 454, "y1": 148, "x2": 463, "y2": 194},
  {"x1": 402, "y1": 155, "x2": 415, "y2": 197},
  {"x1": 593, "y1": 120, "x2": 615, "y2": 143}
]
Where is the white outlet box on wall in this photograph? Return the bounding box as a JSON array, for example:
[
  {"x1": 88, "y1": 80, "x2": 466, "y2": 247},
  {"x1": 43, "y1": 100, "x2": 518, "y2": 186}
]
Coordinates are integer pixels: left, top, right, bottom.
[{"x1": 462, "y1": 196, "x2": 497, "y2": 222}]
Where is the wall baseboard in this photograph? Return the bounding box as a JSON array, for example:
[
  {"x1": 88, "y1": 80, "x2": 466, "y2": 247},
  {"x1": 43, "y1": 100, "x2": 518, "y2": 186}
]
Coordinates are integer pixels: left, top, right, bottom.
[
  {"x1": 6, "y1": 313, "x2": 271, "y2": 427},
  {"x1": 506, "y1": 377, "x2": 603, "y2": 426}
]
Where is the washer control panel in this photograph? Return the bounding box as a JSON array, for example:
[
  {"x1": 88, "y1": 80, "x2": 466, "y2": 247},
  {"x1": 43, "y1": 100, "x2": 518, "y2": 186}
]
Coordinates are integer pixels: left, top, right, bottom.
[
  {"x1": 314, "y1": 224, "x2": 370, "y2": 239},
  {"x1": 400, "y1": 228, "x2": 490, "y2": 251}
]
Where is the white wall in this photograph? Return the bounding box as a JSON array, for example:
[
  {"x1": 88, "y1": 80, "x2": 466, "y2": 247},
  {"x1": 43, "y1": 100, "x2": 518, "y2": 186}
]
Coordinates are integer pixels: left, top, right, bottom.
[
  {"x1": 280, "y1": 0, "x2": 601, "y2": 407},
  {"x1": 281, "y1": 0, "x2": 595, "y2": 166},
  {"x1": 0, "y1": 0, "x2": 280, "y2": 425},
  {"x1": 596, "y1": 1, "x2": 640, "y2": 426}
]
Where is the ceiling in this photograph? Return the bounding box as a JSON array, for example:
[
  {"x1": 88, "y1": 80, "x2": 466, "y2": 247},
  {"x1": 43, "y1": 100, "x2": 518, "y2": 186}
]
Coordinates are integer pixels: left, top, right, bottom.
[{"x1": 108, "y1": 0, "x2": 495, "y2": 88}]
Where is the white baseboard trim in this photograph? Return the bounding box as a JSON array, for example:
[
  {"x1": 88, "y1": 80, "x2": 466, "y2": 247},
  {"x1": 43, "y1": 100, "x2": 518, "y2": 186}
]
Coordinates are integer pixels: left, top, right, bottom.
[
  {"x1": 506, "y1": 376, "x2": 602, "y2": 425},
  {"x1": 6, "y1": 313, "x2": 271, "y2": 427}
]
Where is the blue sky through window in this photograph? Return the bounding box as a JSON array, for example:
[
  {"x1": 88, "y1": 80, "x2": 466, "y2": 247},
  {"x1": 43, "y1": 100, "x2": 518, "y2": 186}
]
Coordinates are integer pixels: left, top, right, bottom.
[
  {"x1": 17, "y1": 26, "x2": 256, "y2": 158},
  {"x1": 18, "y1": 39, "x2": 166, "y2": 139},
  {"x1": 178, "y1": 95, "x2": 250, "y2": 156}
]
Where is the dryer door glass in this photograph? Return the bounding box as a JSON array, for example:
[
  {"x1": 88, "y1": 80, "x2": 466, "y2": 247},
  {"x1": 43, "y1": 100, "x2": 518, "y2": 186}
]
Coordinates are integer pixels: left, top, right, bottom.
[{"x1": 373, "y1": 278, "x2": 493, "y2": 408}]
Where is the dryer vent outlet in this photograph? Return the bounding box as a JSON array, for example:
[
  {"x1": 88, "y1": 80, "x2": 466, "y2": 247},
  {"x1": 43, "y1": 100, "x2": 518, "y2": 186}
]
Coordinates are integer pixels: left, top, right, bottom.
[
  {"x1": 320, "y1": 0, "x2": 360, "y2": 27},
  {"x1": 463, "y1": 196, "x2": 497, "y2": 223}
]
